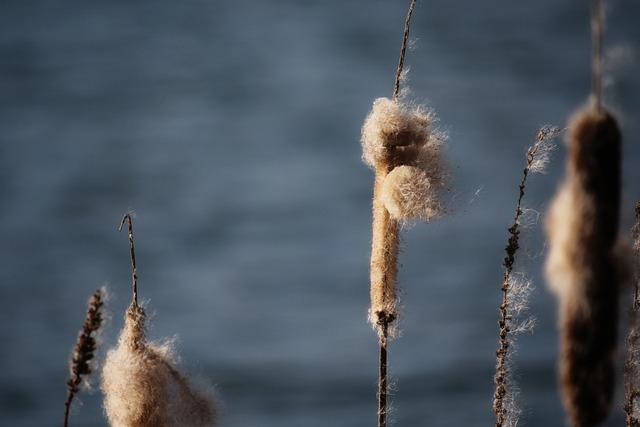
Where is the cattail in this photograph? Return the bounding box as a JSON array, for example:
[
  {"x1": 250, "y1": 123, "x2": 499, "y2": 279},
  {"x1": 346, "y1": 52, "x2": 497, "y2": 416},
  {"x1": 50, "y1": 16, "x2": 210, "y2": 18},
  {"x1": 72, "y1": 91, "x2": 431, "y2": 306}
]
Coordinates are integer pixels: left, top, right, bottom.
[
  {"x1": 64, "y1": 287, "x2": 106, "y2": 427},
  {"x1": 101, "y1": 213, "x2": 217, "y2": 427},
  {"x1": 545, "y1": 104, "x2": 628, "y2": 427},
  {"x1": 360, "y1": 3, "x2": 449, "y2": 426},
  {"x1": 361, "y1": 96, "x2": 447, "y2": 327}
]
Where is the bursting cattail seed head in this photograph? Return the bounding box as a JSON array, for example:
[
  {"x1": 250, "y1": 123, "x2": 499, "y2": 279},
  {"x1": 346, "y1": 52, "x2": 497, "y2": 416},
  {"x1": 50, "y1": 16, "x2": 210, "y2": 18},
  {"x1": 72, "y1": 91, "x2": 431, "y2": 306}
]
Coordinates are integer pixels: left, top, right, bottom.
[
  {"x1": 381, "y1": 165, "x2": 443, "y2": 222},
  {"x1": 361, "y1": 95, "x2": 449, "y2": 333},
  {"x1": 361, "y1": 97, "x2": 447, "y2": 223},
  {"x1": 361, "y1": 97, "x2": 432, "y2": 169},
  {"x1": 102, "y1": 303, "x2": 217, "y2": 427},
  {"x1": 545, "y1": 104, "x2": 629, "y2": 427}
]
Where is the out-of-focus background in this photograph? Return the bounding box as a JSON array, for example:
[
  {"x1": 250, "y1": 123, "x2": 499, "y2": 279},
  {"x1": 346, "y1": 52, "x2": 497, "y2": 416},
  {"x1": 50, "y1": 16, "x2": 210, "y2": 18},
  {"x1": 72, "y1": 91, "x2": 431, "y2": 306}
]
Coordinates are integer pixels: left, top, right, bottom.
[{"x1": 1, "y1": 1, "x2": 639, "y2": 426}]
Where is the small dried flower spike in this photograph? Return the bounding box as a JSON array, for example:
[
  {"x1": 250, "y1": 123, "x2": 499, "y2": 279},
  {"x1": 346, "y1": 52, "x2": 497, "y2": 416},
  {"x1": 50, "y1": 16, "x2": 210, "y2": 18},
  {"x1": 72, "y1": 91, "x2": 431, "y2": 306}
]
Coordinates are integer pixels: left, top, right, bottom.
[
  {"x1": 64, "y1": 287, "x2": 105, "y2": 427},
  {"x1": 361, "y1": 97, "x2": 447, "y2": 224}
]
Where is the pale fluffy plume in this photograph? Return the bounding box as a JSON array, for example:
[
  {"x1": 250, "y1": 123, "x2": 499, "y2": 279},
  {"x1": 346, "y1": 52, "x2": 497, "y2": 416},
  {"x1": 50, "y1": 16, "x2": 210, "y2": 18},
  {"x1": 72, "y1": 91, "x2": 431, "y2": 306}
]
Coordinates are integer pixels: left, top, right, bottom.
[
  {"x1": 361, "y1": 97, "x2": 447, "y2": 223},
  {"x1": 102, "y1": 304, "x2": 217, "y2": 427},
  {"x1": 361, "y1": 97, "x2": 433, "y2": 169},
  {"x1": 381, "y1": 165, "x2": 443, "y2": 222},
  {"x1": 545, "y1": 104, "x2": 629, "y2": 427}
]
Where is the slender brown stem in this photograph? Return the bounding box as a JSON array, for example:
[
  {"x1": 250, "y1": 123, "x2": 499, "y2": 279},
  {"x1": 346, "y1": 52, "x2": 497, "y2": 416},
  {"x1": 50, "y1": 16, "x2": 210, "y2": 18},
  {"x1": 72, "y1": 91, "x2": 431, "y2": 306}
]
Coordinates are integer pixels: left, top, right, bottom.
[
  {"x1": 378, "y1": 322, "x2": 388, "y2": 427},
  {"x1": 393, "y1": 0, "x2": 418, "y2": 101},
  {"x1": 493, "y1": 127, "x2": 560, "y2": 427},
  {"x1": 119, "y1": 213, "x2": 138, "y2": 306},
  {"x1": 591, "y1": 0, "x2": 602, "y2": 111}
]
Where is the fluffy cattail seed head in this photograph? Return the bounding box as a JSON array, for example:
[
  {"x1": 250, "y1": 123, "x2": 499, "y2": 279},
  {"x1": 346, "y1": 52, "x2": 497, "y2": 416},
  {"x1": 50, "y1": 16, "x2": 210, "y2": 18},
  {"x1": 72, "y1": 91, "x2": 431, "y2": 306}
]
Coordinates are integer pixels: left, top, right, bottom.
[
  {"x1": 101, "y1": 303, "x2": 217, "y2": 427},
  {"x1": 381, "y1": 165, "x2": 443, "y2": 222},
  {"x1": 361, "y1": 97, "x2": 433, "y2": 169},
  {"x1": 361, "y1": 97, "x2": 447, "y2": 223}
]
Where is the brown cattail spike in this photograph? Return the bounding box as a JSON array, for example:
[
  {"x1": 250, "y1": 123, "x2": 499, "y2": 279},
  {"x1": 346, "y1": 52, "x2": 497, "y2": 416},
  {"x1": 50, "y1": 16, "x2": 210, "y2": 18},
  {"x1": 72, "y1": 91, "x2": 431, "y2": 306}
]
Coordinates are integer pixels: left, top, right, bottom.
[{"x1": 545, "y1": 105, "x2": 627, "y2": 427}]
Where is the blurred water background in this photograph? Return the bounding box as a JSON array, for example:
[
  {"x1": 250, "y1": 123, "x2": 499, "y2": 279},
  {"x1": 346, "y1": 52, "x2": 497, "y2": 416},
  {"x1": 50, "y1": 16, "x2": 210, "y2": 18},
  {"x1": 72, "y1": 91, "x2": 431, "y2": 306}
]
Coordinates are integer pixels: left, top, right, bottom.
[{"x1": 1, "y1": 1, "x2": 640, "y2": 426}]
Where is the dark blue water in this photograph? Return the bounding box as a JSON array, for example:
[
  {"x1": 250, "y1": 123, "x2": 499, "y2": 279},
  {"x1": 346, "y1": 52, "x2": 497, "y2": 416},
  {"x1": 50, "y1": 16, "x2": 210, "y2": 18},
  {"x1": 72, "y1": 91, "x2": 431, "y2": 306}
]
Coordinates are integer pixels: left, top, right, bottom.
[{"x1": 1, "y1": 1, "x2": 639, "y2": 426}]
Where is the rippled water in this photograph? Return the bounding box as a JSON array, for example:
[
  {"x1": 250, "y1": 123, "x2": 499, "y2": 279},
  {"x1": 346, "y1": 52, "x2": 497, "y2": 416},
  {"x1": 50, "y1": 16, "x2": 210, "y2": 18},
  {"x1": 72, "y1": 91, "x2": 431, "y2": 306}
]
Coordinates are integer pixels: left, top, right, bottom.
[{"x1": 1, "y1": 1, "x2": 639, "y2": 426}]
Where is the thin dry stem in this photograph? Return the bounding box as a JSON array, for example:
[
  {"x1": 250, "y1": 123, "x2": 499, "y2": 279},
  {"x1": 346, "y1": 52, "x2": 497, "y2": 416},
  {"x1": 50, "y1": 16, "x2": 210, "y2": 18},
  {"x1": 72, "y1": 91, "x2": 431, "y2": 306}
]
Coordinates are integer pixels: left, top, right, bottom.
[
  {"x1": 545, "y1": 106, "x2": 624, "y2": 427},
  {"x1": 119, "y1": 213, "x2": 138, "y2": 307},
  {"x1": 494, "y1": 126, "x2": 559, "y2": 427},
  {"x1": 393, "y1": 0, "x2": 417, "y2": 101},
  {"x1": 591, "y1": 0, "x2": 603, "y2": 112}
]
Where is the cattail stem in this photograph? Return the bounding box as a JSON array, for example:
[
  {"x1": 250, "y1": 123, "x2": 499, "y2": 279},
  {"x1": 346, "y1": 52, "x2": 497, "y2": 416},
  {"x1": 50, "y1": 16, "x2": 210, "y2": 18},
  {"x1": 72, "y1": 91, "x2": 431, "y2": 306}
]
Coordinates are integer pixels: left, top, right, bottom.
[
  {"x1": 377, "y1": 316, "x2": 390, "y2": 427},
  {"x1": 393, "y1": 0, "x2": 417, "y2": 101},
  {"x1": 591, "y1": 0, "x2": 603, "y2": 112},
  {"x1": 119, "y1": 213, "x2": 139, "y2": 307},
  {"x1": 372, "y1": 2, "x2": 417, "y2": 423}
]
